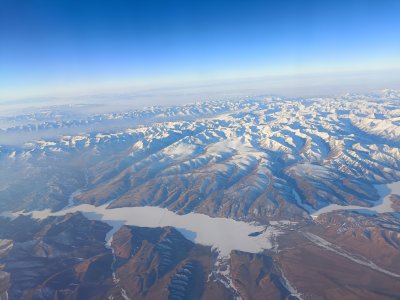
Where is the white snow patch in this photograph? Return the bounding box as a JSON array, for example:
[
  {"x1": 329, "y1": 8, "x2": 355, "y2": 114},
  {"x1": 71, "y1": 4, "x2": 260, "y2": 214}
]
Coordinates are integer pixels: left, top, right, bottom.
[
  {"x1": 162, "y1": 143, "x2": 198, "y2": 158},
  {"x1": 287, "y1": 163, "x2": 331, "y2": 180}
]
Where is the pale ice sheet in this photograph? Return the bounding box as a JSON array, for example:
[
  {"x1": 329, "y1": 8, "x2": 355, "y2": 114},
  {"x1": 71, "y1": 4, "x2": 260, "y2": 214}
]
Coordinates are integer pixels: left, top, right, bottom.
[{"x1": 5, "y1": 204, "x2": 278, "y2": 259}]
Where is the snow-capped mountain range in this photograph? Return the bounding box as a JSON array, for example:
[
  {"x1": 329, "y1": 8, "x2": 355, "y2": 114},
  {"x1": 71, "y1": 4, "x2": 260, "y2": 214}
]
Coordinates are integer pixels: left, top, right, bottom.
[
  {"x1": 1, "y1": 90, "x2": 400, "y2": 300},
  {"x1": 0, "y1": 90, "x2": 399, "y2": 221}
]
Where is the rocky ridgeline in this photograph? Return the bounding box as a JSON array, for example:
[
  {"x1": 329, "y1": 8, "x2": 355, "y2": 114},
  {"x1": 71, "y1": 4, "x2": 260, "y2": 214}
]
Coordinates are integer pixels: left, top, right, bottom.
[{"x1": 0, "y1": 240, "x2": 12, "y2": 300}]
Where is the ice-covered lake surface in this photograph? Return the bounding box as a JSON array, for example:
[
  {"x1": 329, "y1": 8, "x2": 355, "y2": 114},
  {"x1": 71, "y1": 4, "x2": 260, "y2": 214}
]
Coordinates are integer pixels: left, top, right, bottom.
[
  {"x1": 311, "y1": 181, "x2": 400, "y2": 218},
  {"x1": 6, "y1": 204, "x2": 279, "y2": 258},
  {"x1": 4, "y1": 181, "x2": 399, "y2": 258}
]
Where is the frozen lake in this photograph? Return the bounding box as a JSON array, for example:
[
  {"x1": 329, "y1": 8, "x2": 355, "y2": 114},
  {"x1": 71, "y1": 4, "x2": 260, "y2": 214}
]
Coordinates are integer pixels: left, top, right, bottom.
[
  {"x1": 311, "y1": 181, "x2": 400, "y2": 218},
  {"x1": 6, "y1": 204, "x2": 279, "y2": 259}
]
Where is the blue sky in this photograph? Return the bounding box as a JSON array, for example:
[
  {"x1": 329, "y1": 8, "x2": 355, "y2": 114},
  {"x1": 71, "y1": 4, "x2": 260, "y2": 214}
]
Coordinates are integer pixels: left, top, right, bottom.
[{"x1": 1, "y1": 0, "x2": 400, "y2": 100}]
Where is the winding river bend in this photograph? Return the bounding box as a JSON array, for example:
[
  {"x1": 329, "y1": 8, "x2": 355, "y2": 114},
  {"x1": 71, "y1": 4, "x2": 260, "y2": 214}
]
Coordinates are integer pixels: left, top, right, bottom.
[{"x1": 311, "y1": 181, "x2": 400, "y2": 218}]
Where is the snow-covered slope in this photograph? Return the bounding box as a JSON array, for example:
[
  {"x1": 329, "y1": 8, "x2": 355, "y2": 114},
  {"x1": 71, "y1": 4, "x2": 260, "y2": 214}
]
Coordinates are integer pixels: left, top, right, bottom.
[{"x1": 1, "y1": 91, "x2": 399, "y2": 222}]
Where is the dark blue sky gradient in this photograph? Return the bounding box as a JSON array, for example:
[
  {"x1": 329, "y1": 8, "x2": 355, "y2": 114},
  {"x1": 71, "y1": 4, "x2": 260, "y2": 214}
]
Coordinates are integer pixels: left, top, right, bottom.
[{"x1": 1, "y1": 0, "x2": 400, "y2": 98}]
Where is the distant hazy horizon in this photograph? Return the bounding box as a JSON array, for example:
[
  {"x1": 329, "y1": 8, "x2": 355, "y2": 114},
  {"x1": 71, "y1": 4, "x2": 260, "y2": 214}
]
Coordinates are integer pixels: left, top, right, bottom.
[{"x1": 2, "y1": 67, "x2": 400, "y2": 112}]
